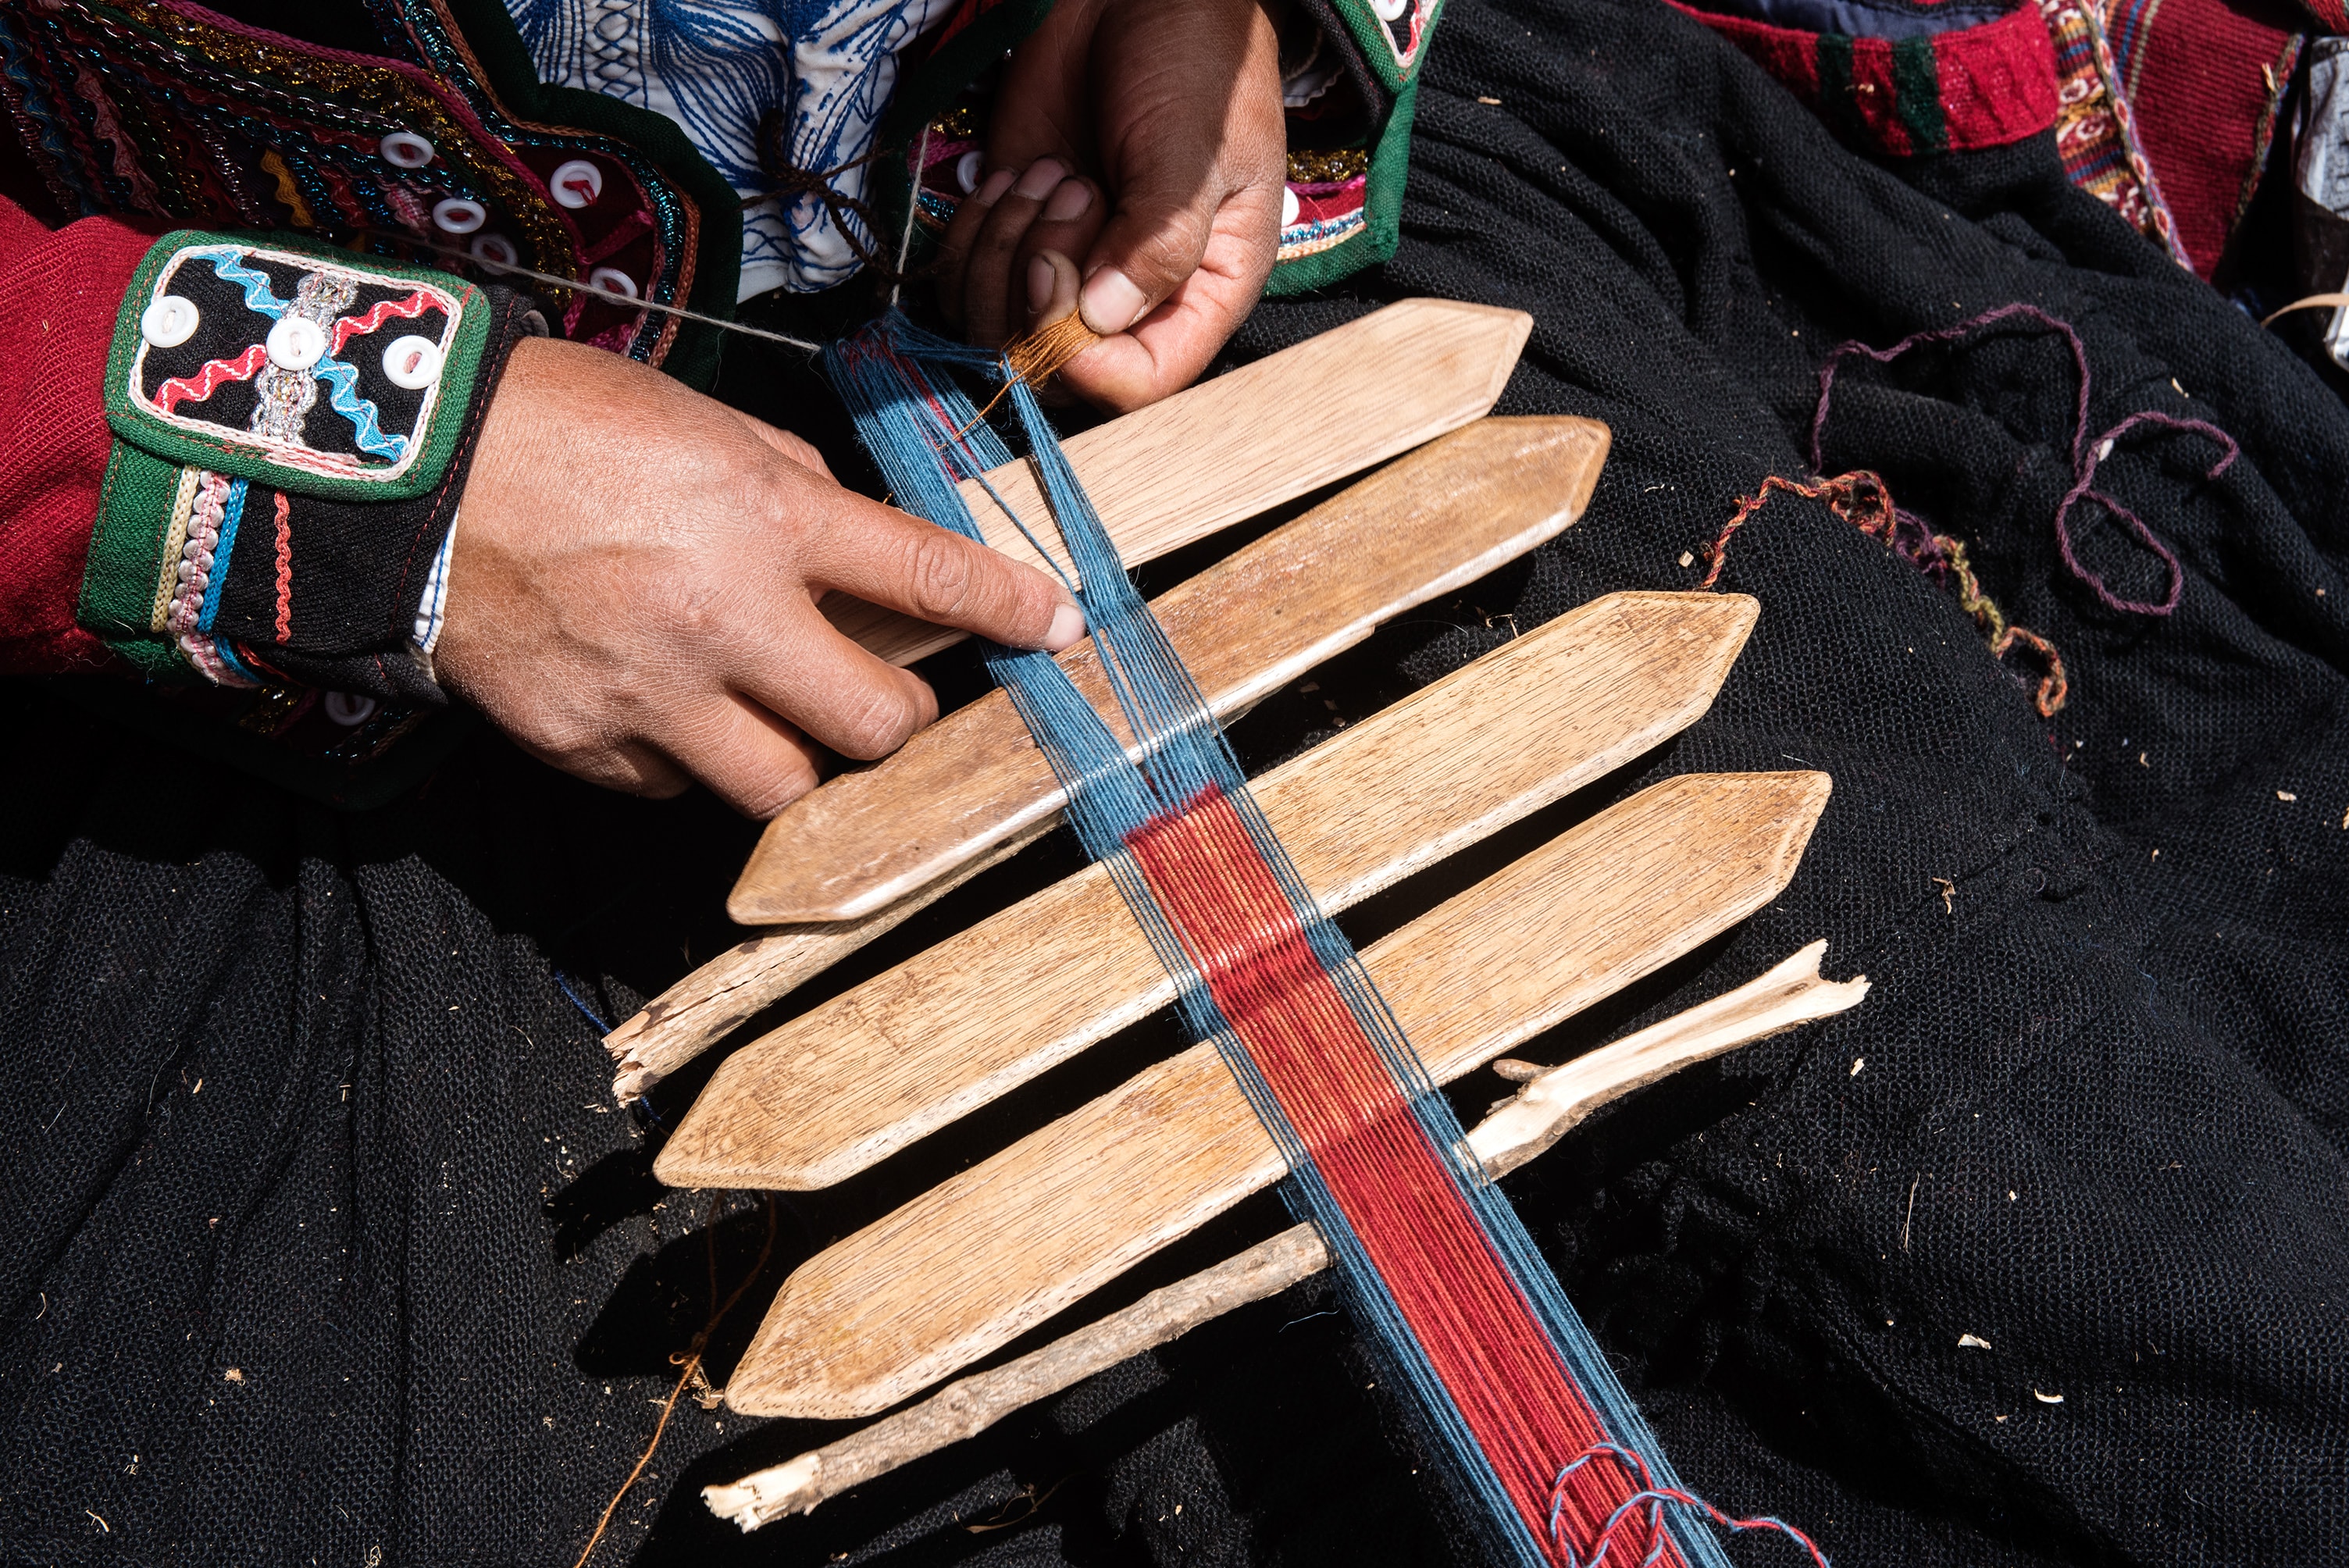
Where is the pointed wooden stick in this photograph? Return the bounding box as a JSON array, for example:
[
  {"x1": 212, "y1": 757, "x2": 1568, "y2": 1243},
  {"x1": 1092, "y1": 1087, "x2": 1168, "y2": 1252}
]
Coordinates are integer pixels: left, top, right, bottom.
[
  {"x1": 703, "y1": 942, "x2": 1867, "y2": 1530},
  {"x1": 733, "y1": 417, "x2": 1610, "y2": 925},
  {"x1": 835, "y1": 300, "x2": 1533, "y2": 668},
  {"x1": 604, "y1": 416, "x2": 1610, "y2": 1098},
  {"x1": 718, "y1": 769, "x2": 1831, "y2": 1420},
  {"x1": 657, "y1": 593, "x2": 1759, "y2": 1192}
]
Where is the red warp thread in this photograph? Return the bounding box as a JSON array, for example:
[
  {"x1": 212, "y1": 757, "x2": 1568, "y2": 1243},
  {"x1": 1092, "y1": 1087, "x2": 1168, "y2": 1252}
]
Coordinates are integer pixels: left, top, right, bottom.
[{"x1": 1125, "y1": 786, "x2": 1681, "y2": 1566}]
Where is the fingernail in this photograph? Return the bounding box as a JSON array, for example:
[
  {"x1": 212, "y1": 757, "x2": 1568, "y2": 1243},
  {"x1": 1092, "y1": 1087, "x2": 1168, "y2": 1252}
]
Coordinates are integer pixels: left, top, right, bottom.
[
  {"x1": 1042, "y1": 179, "x2": 1093, "y2": 223},
  {"x1": 1044, "y1": 602, "x2": 1085, "y2": 652},
  {"x1": 973, "y1": 169, "x2": 1015, "y2": 206},
  {"x1": 1026, "y1": 255, "x2": 1057, "y2": 315},
  {"x1": 1079, "y1": 267, "x2": 1148, "y2": 334},
  {"x1": 1014, "y1": 158, "x2": 1066, "y2": 201}
]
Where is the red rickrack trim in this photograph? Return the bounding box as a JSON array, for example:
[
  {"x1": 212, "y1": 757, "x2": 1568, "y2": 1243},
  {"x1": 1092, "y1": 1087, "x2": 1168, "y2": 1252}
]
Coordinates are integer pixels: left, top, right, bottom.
[
  {"x1": 1548, "y1": 1444, "x2": 1833, "y2": 1568},
  {"x1": 153, "y1": 344, "x2": 269, "y2": 413},
  {"x1": 327, "y1": 289, "x2": 440, "y2": 356}
]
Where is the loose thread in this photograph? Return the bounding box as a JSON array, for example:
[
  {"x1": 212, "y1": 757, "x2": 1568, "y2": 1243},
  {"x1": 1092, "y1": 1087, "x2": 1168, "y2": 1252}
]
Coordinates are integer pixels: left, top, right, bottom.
[
  {"x1": 1698, "y1": 473, "x2": 2069, "y2": 717},
  {"x1": 1548, "y1": 1445, "x2": 1832, "y2": 1568},
  {"x1": 889, "y1": 124, "x2": 932, "y2": 309},
  {"x1": 1706, "y1": 302, "x2": 2242, "y2": 717},
  {"x1": 571, "y1": 1195, "x2": 778, "y2": 1568},
  {"x1": 957, "y1": 312, "x2": 1105, "y2": 435}
]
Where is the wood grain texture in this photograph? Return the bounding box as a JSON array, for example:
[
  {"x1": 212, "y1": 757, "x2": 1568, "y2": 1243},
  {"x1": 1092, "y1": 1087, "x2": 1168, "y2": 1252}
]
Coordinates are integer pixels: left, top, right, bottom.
[
  {"x1": 657, "y1": 591, "x2": 1759, "y2": 1192},
  {"x1": 721, "y1": 769, "x2": 1831, "y2": 1418},
  {"x1": 731, "y1": 416, "x2": 1611, "y2": 925},
  {"x1": 602, "y1": 821, "x2": 1055, "y2": 1101},
  {"x1": 827, "y1": 300, "x2": 1535, "y2": 668},
  {"x1": 704, "y1": 942, "x2": 1868, "y2": 1529}
]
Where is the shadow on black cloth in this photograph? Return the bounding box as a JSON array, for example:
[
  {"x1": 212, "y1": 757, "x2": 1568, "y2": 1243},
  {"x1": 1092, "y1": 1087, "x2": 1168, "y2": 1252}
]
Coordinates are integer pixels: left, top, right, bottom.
[{"x1": 5, "y1": 0, "x2": 2348, "y2": 1560}]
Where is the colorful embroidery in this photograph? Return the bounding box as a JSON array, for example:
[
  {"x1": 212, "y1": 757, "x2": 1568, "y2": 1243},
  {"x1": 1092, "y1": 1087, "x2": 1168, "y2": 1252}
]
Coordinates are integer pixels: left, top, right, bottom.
[
  {"x1": 0, "y1": 0, "x2": 719, "y2": 372},
  {"x1": 2037, "y1": 0, "x2": 2187, "y2": 265},
  {"x1": 118, "y1": 240, "x2": 469, "y2": 490}
]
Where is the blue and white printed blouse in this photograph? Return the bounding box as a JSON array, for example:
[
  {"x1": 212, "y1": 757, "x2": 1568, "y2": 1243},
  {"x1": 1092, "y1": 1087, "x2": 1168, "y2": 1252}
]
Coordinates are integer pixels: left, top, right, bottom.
[{"x1": 504, "y1": 0, "x2": 955, "y2": 299}]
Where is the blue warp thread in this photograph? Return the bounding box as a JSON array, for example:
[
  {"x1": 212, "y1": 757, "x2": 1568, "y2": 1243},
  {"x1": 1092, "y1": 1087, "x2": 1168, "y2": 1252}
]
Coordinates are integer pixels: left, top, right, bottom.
[{"x1": 825, "y1": 312, "x2": 1735, "y2": 1568}]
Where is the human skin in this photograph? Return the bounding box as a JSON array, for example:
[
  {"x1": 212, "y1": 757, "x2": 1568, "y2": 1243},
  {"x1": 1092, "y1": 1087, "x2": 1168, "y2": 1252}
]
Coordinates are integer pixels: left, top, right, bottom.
[
  {"x1": 437, "y1": 337, "x2": 1082, "y2": 820},
  {"x1": 931, "y1": 0, "x2": 1289, "y2": 412},
  {"x1": 437, "y1": 0, "x2": 1284, "y2": 815}
]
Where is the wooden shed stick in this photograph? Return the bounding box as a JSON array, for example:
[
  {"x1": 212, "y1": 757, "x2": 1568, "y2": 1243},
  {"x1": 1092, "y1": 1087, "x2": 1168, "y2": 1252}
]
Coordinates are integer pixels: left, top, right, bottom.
[{"x1": 703, "y1": 941, "x2": 1866, "y2": 1529}]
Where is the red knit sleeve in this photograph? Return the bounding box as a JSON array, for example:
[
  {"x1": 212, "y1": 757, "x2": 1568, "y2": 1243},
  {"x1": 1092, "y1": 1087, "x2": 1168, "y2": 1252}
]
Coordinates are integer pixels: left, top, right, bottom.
[{"x1": 0, "y1": 198, "x2": 160, "y2": 675}]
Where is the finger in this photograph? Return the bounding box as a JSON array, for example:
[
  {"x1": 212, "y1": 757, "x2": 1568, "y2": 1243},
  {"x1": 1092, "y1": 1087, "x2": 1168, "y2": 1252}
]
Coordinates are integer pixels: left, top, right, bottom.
[
  {"x1": 656, "y1": 693, "x2": 827, "y2": 818},
  {"x1": 933, "y1": 166, "x2": 1017, "y2": 330},
  {"x1": 1012, "y1": 178, "x2": 1107, "y2": 330},
  {"x1": 1061, "y1": 185, "x2": 1281, "y2": 411},
  {"x1": 1025, "y1": 248, "x2": 1087, "y2": 337},
  {"x1": 730, "y1": 603, "x2": 945, "y2": 762},
  {"x1": 798, "y1": 480, "x2": 1085, "y2": 652},
  {"x1": 963, "y1": 157, "x2": 1073, "y2": 347}
]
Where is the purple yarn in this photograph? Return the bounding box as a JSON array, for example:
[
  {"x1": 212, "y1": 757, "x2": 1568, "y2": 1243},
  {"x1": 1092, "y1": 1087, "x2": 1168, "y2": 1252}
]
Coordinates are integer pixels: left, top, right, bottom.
[{"x1": 1810, "y1": 303, "x2": 2238, "y2": 617}]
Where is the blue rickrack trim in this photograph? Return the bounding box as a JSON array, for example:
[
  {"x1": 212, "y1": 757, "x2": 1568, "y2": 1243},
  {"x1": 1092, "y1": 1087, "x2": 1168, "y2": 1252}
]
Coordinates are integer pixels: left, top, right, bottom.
[
  {"x1": 196, "y1": 476, "x2": 248, "y2": 633},
  {"x1": 197, "y1": 248, "x2": 292, "y2": 317},
  {"x1": 311, "y1": 355, "x2": 409, "y2": 462}
]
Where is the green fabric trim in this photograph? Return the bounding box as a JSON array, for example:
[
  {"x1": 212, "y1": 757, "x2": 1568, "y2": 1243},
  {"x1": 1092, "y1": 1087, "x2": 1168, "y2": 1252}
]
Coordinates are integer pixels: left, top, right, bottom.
[
  {"x1": 435, "y1": 0, "x2": 740, "y2": 389},
  {"x1": 1266, "y1": 77, "x2": 1419, "y2": 297},
  {"x1": 1892, "y1": 37, "x2": 1948, "y2": 155},
  {"x1": 1324, "y1": 0, "x2": 1439, "y2": 95},
  {"x1": 78, "y1": 444, "x2": 184, "y2": 640},
  {"x1": 97, "y1": 636, "x2": 196, "y2": 680},
  {"x1": 106, "y1": 230, "x2": 493, "y2": 503}
]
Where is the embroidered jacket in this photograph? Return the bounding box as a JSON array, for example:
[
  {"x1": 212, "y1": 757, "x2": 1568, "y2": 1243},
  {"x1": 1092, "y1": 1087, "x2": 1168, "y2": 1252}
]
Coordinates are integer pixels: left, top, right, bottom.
[{"x1": 0, "y1": 0, "x2": 1445, "y2": 734}]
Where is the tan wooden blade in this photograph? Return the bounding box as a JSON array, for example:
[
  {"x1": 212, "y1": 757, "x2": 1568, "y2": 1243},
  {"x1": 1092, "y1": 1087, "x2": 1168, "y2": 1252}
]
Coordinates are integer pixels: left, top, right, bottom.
[
  {"x1": 605, "y1": 415, "x2": 1609, "y2": 1098},
  {"x1": 704, "y1": 943, "x2": 1869, "y2": 1529},
  {"x1": 720, "y1": 768, "x2": 1831, "y2": 1418},
  {"x1": 656, "y1": 590, "x2": 1759, "y2": 1192},
  {"x1": 733, "y1": 415, "x2": 1611, "y2": 926},
  {"x1": 832, "y1": 300, "x2": 1534, "y2": 668}
]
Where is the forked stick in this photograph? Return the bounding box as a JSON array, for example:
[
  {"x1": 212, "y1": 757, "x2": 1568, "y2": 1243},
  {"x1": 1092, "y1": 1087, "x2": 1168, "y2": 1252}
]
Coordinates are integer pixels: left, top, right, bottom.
[{"x1": 704, "y1": 942, "x2": 1868, "y2": 1530}]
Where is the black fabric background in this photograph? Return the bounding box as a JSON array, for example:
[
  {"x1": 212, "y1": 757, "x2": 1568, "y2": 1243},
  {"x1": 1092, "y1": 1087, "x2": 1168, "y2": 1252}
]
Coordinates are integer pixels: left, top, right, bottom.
[{"x1": 5, "y1": 0, "x2": 2348, "y2": 1561}]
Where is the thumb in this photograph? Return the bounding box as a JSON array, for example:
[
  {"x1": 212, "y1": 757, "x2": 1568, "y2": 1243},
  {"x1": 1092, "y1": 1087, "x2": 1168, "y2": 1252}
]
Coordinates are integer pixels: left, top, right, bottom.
[{"x1": 1076, "y1": 171, "x2": 1221, "y2": 337}]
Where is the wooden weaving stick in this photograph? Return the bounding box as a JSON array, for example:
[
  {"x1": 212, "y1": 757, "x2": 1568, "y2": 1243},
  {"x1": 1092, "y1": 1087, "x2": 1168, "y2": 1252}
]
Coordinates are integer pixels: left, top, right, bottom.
[
  {"x1": 656, "y1": 591, "x2": 1760, "y2": 1192},
  {"x1": 718, "y1": 768, "x2": 1831, "y2": 1419},
  {"x1": 833, "y1": 298, "x2": 1533, "y2": 667},
  {"x1": 704, "y1": 942, "x2": 1870, "y2": 1529},
  {"x1": 606, "y1": 414, "x2": 1603, "y2": 1097},
  {"x1": 736, "y1": 416, "x2": 1610, "y2": 925}
]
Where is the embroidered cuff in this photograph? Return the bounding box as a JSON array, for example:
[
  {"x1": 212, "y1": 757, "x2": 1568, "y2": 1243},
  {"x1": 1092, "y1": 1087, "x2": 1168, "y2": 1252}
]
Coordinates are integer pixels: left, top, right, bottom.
[{"x1": 80, "y1": 232, "x2": 539, "y2": 702}]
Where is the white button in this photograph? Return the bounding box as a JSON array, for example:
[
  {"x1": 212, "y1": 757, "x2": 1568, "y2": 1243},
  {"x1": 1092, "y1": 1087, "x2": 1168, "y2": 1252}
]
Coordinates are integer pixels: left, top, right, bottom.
[
  {"x1": 380, "y1": 335, "x2": 442, "y2": 390},
  {"x1": 1281, "y1": 185, "x2": 1301, "y2": 228},
  {"x1": 265, "y1": 315, "x2": 326, "y2": 372},
  {"x1": 955, "y1": 150, "x2": 983, "y2": 194},
  {"x1": 469, "y1": 233, "x2": 519, "y2": 267},
  {"x1": 323, "y1": 691, "x2": 379, "y2": 727},
  {"x1": 588, "y1": 265, "x2": 638, "y2": 299},
  {"x1": 380, "y1": 131, "x2": 436, "y2": 169},
  {"x1": 1371, "y1": 0, "x2": 1407, "y2": 17},
  {"x1": 141, "y1": 294, "x2": 200, "y2": 347},
  {"x1": 432, "y1": 198, "x2": 487, "y2": 234},
  {"x1": 550, "y1": 159, "x2": 604, "y2": 208}
]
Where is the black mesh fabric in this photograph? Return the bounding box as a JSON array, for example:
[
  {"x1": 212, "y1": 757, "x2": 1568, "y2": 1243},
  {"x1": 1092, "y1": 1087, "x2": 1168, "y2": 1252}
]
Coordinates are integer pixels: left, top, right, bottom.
[{"x1": 5, "y1": 0, "x2": 2348, "y2": 1561}]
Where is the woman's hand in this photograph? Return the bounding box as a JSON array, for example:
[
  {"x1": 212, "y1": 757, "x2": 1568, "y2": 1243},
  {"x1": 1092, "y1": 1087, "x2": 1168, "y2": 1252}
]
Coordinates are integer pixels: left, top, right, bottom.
[
  {"x1": 933, "y1": 0, "x2": 1288, "y2": 412},
  {"x1": 435, "y1": 336, "x2": 1082, "y2": 818}
]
